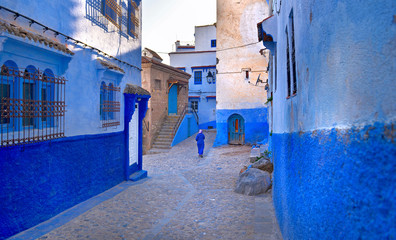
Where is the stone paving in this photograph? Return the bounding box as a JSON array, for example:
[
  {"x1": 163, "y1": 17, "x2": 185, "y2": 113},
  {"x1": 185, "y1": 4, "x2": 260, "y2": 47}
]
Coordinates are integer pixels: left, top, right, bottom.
[{"x1": 23, "y1": 130, "x2": 281, "y2": 240}]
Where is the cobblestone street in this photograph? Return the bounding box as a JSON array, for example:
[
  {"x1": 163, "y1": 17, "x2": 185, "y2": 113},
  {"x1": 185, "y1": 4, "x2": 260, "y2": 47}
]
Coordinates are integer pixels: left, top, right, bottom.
[{"x1": 14, "y1": 131, "x2": 281, "y2": 240}]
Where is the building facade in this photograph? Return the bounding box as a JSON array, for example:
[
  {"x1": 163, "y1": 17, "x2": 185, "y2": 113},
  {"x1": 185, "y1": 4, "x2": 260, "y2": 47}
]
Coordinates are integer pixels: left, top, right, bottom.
[
  {"x1": 141, "y1": 48, "x2": 191, "y2": 152},
  {"x1": 259, "y1": 0, "x2": 396, "y2": 239},
  {"x1": 0, "y1": 1, "x2": 148, "y2": 239},
  {"x1": 169, "y1": 24, "x2": 217, "y2": 129},
  {"x1": 214, "y1": 0, "x2": 271, "y2": 146}
]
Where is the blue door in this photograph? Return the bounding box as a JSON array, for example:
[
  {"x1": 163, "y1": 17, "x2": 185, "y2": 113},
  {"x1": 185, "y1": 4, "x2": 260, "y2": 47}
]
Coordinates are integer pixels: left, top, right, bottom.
[
  {"x1": 168, "y1": 84, "x2": 177, "y2": 115},
  {"x1": 228, "y1": 114, "x2": 245, "y2": 144}
]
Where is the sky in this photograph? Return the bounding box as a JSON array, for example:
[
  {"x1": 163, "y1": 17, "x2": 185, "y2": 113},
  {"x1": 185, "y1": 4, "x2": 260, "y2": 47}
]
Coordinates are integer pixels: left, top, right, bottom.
[{"x1": 142, "y1": 0, "x2": 216, "y2": 64}]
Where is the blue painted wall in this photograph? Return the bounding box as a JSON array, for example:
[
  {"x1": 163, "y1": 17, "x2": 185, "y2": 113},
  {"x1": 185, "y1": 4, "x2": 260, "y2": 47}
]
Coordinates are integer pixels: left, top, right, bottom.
[
  {"x1": 199, "y1": 120, "x2": 216, "y2": 130},
  {"x1": 271, "y1": 123, "x2": 396, "y2": 239},
  {"x1": 259, "y1": 0, "x2": 396, "y2": 238},
  {"x1": 171, "y1": 114, "x2": 199, "y2": 147},
  {"x1": 213, "y1": 107, "x2": 268, "y2": 147},
  {"x1": 0, "y1": 132, "x2": 125, "y2": 240}
]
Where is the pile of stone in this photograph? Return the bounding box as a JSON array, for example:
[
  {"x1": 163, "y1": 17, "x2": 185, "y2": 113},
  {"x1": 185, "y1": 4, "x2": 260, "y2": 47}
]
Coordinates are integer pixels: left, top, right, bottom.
[{"x1": 234, "y1": 144, "x2": 273, "y2": 196}]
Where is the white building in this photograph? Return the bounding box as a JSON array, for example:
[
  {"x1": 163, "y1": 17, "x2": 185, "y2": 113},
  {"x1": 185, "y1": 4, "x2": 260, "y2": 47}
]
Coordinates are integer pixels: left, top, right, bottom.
[
  {"x1": 214, "y1": 0, "x2": 270, "y2": 146},
  {"x1": 169, "y1": 24, "x2": 217, "y2": 129},
  {"x1": 0, "y1": 1, "x2": 149, "y2": 238}
]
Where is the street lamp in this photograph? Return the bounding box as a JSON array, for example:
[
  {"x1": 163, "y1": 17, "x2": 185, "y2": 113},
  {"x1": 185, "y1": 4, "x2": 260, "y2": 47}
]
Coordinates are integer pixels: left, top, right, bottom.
[{"x1": 206, "y1": 71, "x2": 215, "y2": 84}]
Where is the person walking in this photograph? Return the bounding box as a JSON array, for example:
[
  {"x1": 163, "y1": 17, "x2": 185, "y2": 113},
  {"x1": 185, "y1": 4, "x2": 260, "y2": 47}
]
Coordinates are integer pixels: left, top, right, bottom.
[{"x1": 195, "y1": 129, "x2": 205, "y2": 158}]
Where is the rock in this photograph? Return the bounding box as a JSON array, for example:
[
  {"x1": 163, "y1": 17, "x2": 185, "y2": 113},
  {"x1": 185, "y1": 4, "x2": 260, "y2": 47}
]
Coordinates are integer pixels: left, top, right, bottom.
[
  {"x1": 250, "y1": 147, "x2": 261, "y2": 162},
  {"x1": 251, "y1": 159, "x2": 273, "y2": 173},
  {"x1": 234, "y1": 168, "x2": 271, "y2": 195},
  {"x1": 260, "y1": 144, "x2": 270, "y2": 158}
]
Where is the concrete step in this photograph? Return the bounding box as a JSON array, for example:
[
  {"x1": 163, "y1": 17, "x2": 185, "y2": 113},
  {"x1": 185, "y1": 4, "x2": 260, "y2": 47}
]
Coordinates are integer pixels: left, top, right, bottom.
[
  {"x1": 129, "y1": 170, "x2": 147, "y2": 181},
  {"x1": 157, "y1": 132, "x2": 174, "y2": 136},
  {"x1": 162, "y1": 123, "x2": 177, "y2": 127},
  {"x1": 153, "y1": 141, "x2": 171, "y2": 146},
  {"x1": 155, "y1": 139, "x2": 172, "y2": 144},
  {"x1": 147, "y1": 148, "x2": 170, "y2": 154},
  {"x1": 152, "y1": 144, "x2": 171, "y2": 149},
  {"x1": 156, "y1": 135, "x2": 173, "y2": 139},
  {"x1": 160, "y1": 128, "x2": 173, "y2": 133}
]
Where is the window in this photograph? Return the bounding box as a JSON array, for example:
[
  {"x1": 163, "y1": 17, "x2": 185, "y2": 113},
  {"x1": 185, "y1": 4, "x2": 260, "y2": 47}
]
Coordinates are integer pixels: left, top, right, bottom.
[
  {"x1": 191, "y1": 100, "x2": 198, "y2": 112},
  {"x1": 41, "y1": 69, "x2": 55, "y2": 126},
  {"x1": 286, "y1": 27, "x2": 291, "y2": 97},
  {"x1": 290, "y1": 10, "x2": 297, "y2": 95},
  {"x1": 101, "y1": 0, "x2": 121, "y2": 29},
  {"x1": 100, "y1": 81, "x2": 120, "y2": 128},
  {"x1": 0, "y1": 72, "x2": 10, "y2": 125},
  {"x1": 275, "y1": 51, "x2": 277, "y2": 92},
  {"x1": 127, "y1": 0, "x2": 139, "y2": 38},
  {"x1": 0, "y1": 61, "x2": 66, "y2": 147},
  {"x1": 211, "y1": 39, "x2": 216, "y2": 48},
  {"x1": 194, "y1": 71, "x2": 202, "y2": 84},
  {"x1": 22, "y1": 66, "x2": 37, "y2": 127},
  {"x1": 154, "y1": 79, "x2": 161, "y2": 90}
]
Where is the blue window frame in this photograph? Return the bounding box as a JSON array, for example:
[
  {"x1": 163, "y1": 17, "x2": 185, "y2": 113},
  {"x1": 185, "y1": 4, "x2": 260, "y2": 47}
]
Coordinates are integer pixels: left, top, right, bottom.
[
  {"x1": 190, "y1": 100, "x2": 198, "y2": 112},
  {"x1": 41, "y1": 69, "x2": 55, "y2": 127},
  {"x1": 100, "y1": 82, "x2": 107, "y2": 120},
  {"x1": 22, "y1": 66, "x2": 38, "y2": 127},
  {"x1": 211, "y1": 39, "x2": 216, "y2": 48},
  {"x1": 194, "y1": 71, "x2": 202, "y2": 85}
]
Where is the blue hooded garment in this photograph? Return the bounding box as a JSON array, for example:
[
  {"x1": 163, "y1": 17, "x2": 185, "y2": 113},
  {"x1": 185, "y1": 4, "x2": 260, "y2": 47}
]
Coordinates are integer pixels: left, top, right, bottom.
[{"x1": 195, "y1": 133, "x2": 205, "y2": 155}]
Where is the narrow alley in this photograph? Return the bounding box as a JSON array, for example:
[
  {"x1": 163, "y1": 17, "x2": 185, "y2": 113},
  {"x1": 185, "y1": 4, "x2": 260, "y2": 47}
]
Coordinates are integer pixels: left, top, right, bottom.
[{"x1": 11, "y1": 131, "x2": 281, "y2": 240}]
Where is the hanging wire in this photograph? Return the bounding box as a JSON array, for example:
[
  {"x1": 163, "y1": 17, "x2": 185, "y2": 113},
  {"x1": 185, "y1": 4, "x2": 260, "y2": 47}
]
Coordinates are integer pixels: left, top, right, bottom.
[{"x1": 0, "y1": 5, "x2": 142, "y2": 71}]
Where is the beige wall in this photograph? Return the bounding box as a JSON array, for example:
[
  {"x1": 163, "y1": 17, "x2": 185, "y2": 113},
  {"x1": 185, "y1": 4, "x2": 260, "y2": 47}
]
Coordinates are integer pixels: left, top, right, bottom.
[
  {"x1": 141, "y1": 61, "x2": 189, "y2": 153},
  {"x1": 217, "y1": 0, "x2": 271, "y2": 110}
]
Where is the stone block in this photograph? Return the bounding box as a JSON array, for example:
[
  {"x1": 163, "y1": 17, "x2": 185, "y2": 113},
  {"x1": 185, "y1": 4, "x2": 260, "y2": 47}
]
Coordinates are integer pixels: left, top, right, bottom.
[{"x1": 250, "y1": 147, "x2": 261, "y2": 162}]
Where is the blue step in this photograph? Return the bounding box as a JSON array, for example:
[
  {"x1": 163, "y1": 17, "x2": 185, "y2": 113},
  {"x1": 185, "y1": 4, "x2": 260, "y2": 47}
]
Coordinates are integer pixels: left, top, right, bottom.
[{"x1": 129, "y1": 170, "x2": 148, "y2": 181}]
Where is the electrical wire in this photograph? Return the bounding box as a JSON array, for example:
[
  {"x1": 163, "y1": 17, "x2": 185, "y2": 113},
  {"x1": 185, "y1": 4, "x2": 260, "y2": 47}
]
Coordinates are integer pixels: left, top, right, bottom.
[{"x1": 216, "y1": 42, "x2": 261, "y2": 52}]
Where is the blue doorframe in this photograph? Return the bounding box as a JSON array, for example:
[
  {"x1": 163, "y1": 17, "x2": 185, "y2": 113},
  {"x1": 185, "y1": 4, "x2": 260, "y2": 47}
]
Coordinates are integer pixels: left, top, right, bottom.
[
  {"x1": 228, "y1": 114, "x2": 245, "y2": 145},
  {"x1": 124, "y1": 93, "x2": 150, "y2": 180},
  {"x1": 168, "y1": 84, "x2": 178, "y2": 115}
]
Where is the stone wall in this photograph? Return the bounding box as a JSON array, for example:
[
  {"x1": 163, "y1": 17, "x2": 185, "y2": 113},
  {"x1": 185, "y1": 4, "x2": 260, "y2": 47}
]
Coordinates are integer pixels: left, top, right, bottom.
[
  {"x1": 215, "y1": 0, "x2": 271, "y2": 146},
  {"x1": 142, "y1": 58, "x2": 190, "y2": 152}
]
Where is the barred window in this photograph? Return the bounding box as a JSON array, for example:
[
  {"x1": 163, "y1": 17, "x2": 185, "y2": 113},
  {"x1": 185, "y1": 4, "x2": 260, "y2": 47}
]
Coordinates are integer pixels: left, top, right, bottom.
[
  {"x1": 127, "y1": 0, "x2": 139, "y2": 38},
  {"x1": 101, "y1": 0, "x2": 121, "y2": 29},
  {"x1": 0, "y1": 61, "x2": 66, "y2": 147},
  {"x1": 191, "y1": 100, "x2": 198, "y2": 112},
  {"x1": 286, "y1": 27, "x2": 291, "y2": 97},
  {"x1": 100, "y1": 82, "x2": 120, "y2": 128},
  {"x1": 290, "y1": 10, "x2": 297, "y2": 95}
]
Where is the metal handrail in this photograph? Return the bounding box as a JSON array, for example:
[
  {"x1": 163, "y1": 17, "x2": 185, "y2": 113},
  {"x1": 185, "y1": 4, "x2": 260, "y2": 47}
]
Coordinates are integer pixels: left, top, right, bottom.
[
  {"x1": 172, "y1": 105, "x2": 188, "y2": 137},
  {"x1": 189, "y1": 106, "x2": 199, "y2": 125}
]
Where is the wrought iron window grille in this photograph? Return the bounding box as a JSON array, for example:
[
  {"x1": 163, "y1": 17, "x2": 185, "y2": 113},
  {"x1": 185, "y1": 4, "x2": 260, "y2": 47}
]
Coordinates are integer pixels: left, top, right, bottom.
[
  {"x1": 100, "y1": 82, "x2": 121, "y2": 128},
  {"x1": 0, "y1": 65, "x2": 66, "y2": 147}
]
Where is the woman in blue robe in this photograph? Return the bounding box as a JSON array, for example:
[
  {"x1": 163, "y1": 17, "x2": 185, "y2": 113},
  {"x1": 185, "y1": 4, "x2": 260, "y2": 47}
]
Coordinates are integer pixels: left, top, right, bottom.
[{"x1": 195, "y1": 129, "x2": 205, "y2": 158}]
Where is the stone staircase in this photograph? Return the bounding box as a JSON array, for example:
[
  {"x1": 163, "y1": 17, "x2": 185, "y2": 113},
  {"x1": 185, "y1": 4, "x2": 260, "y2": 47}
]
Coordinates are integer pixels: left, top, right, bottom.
[{"x1": 148, "y1": 115, "x2": 179, "y2": 154}]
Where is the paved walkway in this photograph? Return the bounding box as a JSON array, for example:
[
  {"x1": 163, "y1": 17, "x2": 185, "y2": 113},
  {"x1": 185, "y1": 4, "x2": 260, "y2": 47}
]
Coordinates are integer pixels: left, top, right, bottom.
[{"x1": 13, "y1": 131, "x2": 282, "y2": 240}]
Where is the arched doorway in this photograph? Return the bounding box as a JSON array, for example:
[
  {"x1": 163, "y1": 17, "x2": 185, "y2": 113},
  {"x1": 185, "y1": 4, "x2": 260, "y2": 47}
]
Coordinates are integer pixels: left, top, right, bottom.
[{"x1": 228, "y1": 114, "x2": 245, "y2": 144}]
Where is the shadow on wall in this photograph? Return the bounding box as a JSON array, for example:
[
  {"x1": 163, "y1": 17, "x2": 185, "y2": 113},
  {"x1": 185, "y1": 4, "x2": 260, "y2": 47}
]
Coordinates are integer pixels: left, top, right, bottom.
[{"x1": 86, "y1": 0, "x2": 142, "y2": 39}]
